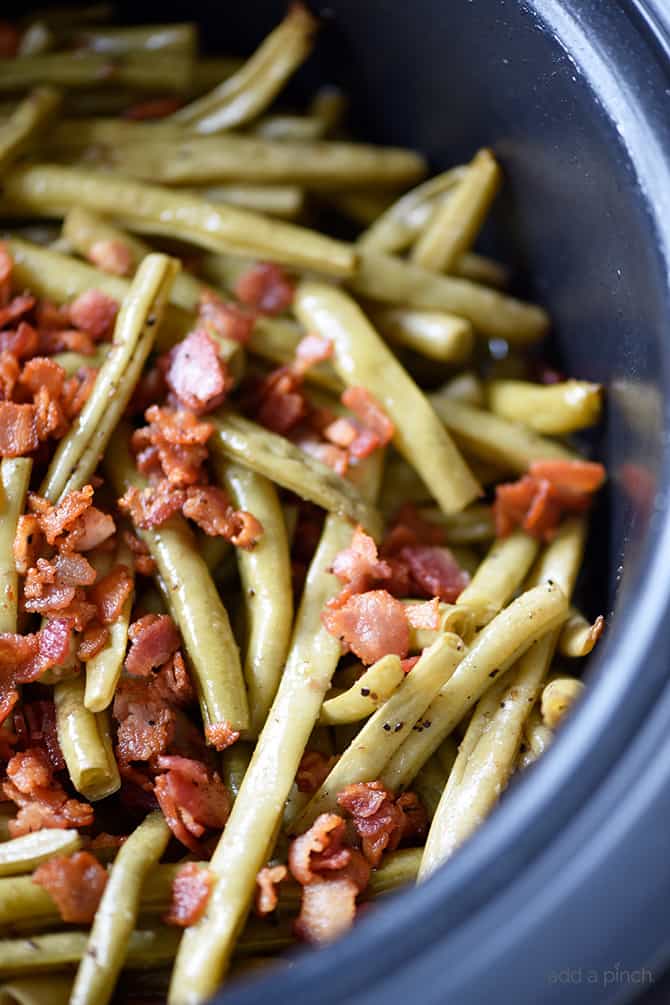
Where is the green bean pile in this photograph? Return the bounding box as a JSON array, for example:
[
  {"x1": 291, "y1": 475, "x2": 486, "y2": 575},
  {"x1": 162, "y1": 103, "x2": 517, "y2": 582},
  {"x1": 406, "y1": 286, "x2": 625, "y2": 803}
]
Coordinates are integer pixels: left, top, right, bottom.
[{"x1": 0, "y1": 5, "x2": 607, "y2": 1005}]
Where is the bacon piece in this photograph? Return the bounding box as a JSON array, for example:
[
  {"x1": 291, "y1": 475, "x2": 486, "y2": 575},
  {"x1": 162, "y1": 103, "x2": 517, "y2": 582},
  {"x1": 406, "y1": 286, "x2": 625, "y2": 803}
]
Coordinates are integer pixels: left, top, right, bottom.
[
  {"x1": 33, "y1": 386, "x2": 68, "y2": 442},
  {"x1": 205, "y1": 721, "x2": 240, "y2": 752},
  {"x1": 295, "y1": 435, "x2": 349, "y2": 475},
  {"x1": 529, "y1": 459, "x2": 606, "y2": 496},
  {"x1": 7, "y1": 747, "x2": 51, "y2": 793},
  {"x1": 68, "y1": 289, "x2": 118, "y2": 340},
  {"x1": 166, "y1": 329, "x2": 231, "y2": 414},
  {"x1": 288, "y1": 813, "x2": 351, "y2": 885},
  {"x1": 77, "y1": 623, "x2": 110, "y2": 660},
  {"x1": 115, "y1": 698, "x2": 175, "y2": 766},
  {"x1": 234, "y1": 262, "x2": 294, "y2": 316},
  {"x1": 32, "y1": 485, "x2": 92, "y2": 546},
  {"x1": 35, "y1": 300, "x2": 71, "y2": 330},
  {"x1": 138, "y1": 405, "x2": 213, "y2": 487},
  {"x1": 88, "y1": 239, "x2": 134, "y2": 276},
  {"x1": 0, "y1": 242, "x2": 12, "y2": 305},
  {"x1": 296, "y1": 750, "x2": 335, "y2": 795},
  {"x1": 3, "y1": 746, "x2": 93, "y2": 837},
  {"x1": 0, "y1": 620, "x2": 73, "y2": 722},
  {"x1": 197, "y1": 289, "x2": 255, "y2": 345},
  {"x1": 323, "y1": 417, "x2": 358, "y2": 448},
  {"x1": 182, "y1": 485, "x2": 263, "y2": 548},
  {"x1": 405, "y1": 597, "x2": 440, "y2": 630},
  {"x1": 37, "y1": 328, "x2": 96, "y2": 356},
  {"x1": 124, "y1": 97, "x2": 184, "y2": 120},
  {"x1": 398, "y1": 545, "x2": 470, "y2": 603},
  {"x1": 254, "y1": 367, "x2": 308, "y2": 436},
  {"x1": 293, "y1": 871, "x2": 361, "y2": 944},
  {"x1": 323, "y1": 590, "x2": 410, "y2": 664},
  {"x1": 0, "y1": 294, "x2": 35, "y2": 329},
  {"x1": 0, "y1": 350, "x2": 19, "y2": 400},
  {"x1": 494, "y1": 459, "x2": 605, "y2": 541},
  {"x1": 18, "y1": 357, "x2": 65, "y2": 398},
  {"x1": 91, "y1": 563, "x2": 133, "y2": 624},
  {"x1": 330, "y1": 526, "x2": 391, "y2": 600},
  {"x1": 337, "y1": 780, "x2": 427, "y2": 866},
  {"x1": 254, "y1": 864, "x2": 287, "y2": 917},
  {"x1": 341, "y1": 386, "x2": 394, "y2": 447},
  {"x1": 23, "y1": 552, "x2": 97, "y2": 619},
  {"x1": 122, "y1": 529, "x2": 155, "y2": 575},
  {"x1": 382, "y1": 503, "x2": 446, "y2": 555},
  {"x1": 154, "y1": 755, "x2": 231, "y2": 852},
  {"x1": 32, "y1": 851, "x2": 108, "y2": 923},
  {"x1": 0, "y1": 22, "x2": 19, "y2": 60},
  {"x1": 165, "y1": 862, "x2": 213, "y2": 926},
  {"x1": 21, "y1": 700, "x2": 64, "y2": 770},
  {"x1": 125, "y1": 614, "x2": 180, "y2": 677},
  {"x1": 119, "y1": 480, "x2": 186, "y2": 529},
  {"x1": 61, "y1": 367, "x2": 98, "y2": 420},
  {"x1": 0, "y1": 402, "x2": 38, "y2": 457},
  {"x1": 0, "y1": 321, "x2": 39, "y2": 360},
  {"x1": 293, "y1": 333, "x2": 333, "y2": 376}
]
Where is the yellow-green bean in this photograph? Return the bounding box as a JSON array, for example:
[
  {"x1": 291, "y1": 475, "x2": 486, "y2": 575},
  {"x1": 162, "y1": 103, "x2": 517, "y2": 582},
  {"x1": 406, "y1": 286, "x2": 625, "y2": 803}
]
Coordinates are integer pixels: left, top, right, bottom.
[
  {"x1": 541, "y1": 676, "x2": 585, "y2": 729},
  {"x1": 71, "y1": 812, "x2": 171, "y2": 1005},
  {"x1": 319, "y1": 654, "x2": 406, "y2": 726},
  {"x1": 367, "y1": 305, "x2": 474, "y2": 363},
  {"x1": 558, "y1": 608, "x2": 605, "y2": 658},
  {"x1": 40, "y1": 253, "x2": 178, "y2": 502},
  {"x1": 187, "y1": 184, "x2": 305, "y2": 219},
  {"x1": 486, "y1": 378, "x2": 602, "y2": 434},
  {"x1": 216, "y1": 460, "x2": 293, "y2": 734},
  {"x1": 0, "y1": 459, "x2": 31, "y2": 633},
  {"x1": 84, "y1": 542, "x2": 134, "y2": 713},
  {"x1": 368, "y1": 848, "x2": 422, "y2": 895},
  {"x1": 0, "y1": 975, "x2": 72, "y2": 1005},
  {"x1": 51, "y1": 348, "x2": 106, "y2": 376},
  {"x1": 54, "y1": 676, "x2": 120, "y2": 801},
  {"x1": 67, "y1": 23, "x2": 197, "y2": 56},
  {"x1": 221, "y1": 741, "x2": 253, "y2": 802},
  {"x1": 250, "y1": 114, "x2": 325, "y2": 142},
  {"x1": 457, "y1": 530, "x2": 540, "y2": 626},
  {"x1": 0, "y1": 830, "x2": 81, "y2": 878},
  {"x1": 0, "y1": 53, "x2": 193, "y2": 94},
  {"x1": 0, "y1": 88, "x2": 61, "y2": 175},
  {"x1": 295, "y1": 281, "x2": 480, "y2": 514}
]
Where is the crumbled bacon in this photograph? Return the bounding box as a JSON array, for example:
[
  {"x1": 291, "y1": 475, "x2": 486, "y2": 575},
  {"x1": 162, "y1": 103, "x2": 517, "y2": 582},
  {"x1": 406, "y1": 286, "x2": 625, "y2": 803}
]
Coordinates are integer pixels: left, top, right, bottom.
[
  {"x1": 124, "y1": 97, "x2": 184, "y2": 120},
  {"x1": 115, "y1": 695, "x2": 175, "y2": 766},
  {"x1": 493, "y1": 459, "x2": 606, "y2": 541},
  {"x1": 125, "y1": 614, "x2": 180, "y2": 677},
  {"x1": 119, "y1": 480, "x2": 185, "y2": 529},
  {"x1": 68, "y1": 289, "x2": 118, "y2": 340},
  {"x1": 35, "y1": 300, "x2": 71, "y2": 331},
  {"x1": 205, "y1": 721, "x2": 240, "y2": 752},
  {"x1": 23, "y1": 552, "x2": 97, "y2": 625},
  {"x1": 405, "y1": 597, "x2": 441, "y2": 630},
  {"x1": 198, "y1": 288, "x2": 256, "y2": 345},
  {"x1": 135, "y1": 405, "x2": 214, "y2": 487},
  {"x1": 382, "y1": 503, "x2": 446, "y2": 555},
  {"x1": 293, "y1": 333, "x2": 333, "y2": 376},
  {"x1": 396, "y1": 546, "x2": 470, "y2": 603},
  {"x1": 166, "y1": 329, "x2": 231, "y2": 415},
  {"x1": 341, "y1": 386, "x2": 394, "y2": 448},
  {"x1": 20, "y1": 700, "x2": 64, "y2": 770},
  {"x1": 182, "y1": 485, "x2": 263, "y2": 548},
  {"x1": 330, "y1": 526, "x2": 391, "y2": 600},
  {"x1": 337, "y1": 781, "x2": 427, "y2": 866},
  {"x1": 289, "y1": 813, "x2": 351, "y2": 885},
  {"x1": 295, "y1": 435, "x2": 349, "y2": 475},
  {"x1": 18, "y1": 357, "x2": 65, "y2": 398},
  {"x1": 61, "y1": 367, "x2": 98, "y2": 420},
  {"x1": 253, "y1": 367, "x2": 309, "y2": 436},
  {"x1": 153, "y1": 755, "x2": 231, "y2": 852},
  {"x1": 0, "y1": 402, "x2": 39, "y2": 456},
  {"x1": 32, "y1": 851, "x2": 108, "y2": 923},
  {"x1": 3, "y1": 745, "x2": 93, "y2": 837},
  {"x1": 322, "y1": 590, "x2": 410, "y2": 665},
  {"x1": 165, "y1": 862, "x2": 213, "y2": 926},
  {"x1": 0, "y1": 294, "x2": 36, "y2": 329},
  {"x1": 88, "y1": 239, "x2": 134, "y2": 276},
  {"x1": 77, "y1": 623, "x2": 110, "y2": 660},
  {"x1": 255, "y1": 864, "x2": 287, "y2": 917},
  {"x1": 37, "y1": 327, "x2": 96, "y2": 356},
  {"x1": 91, "y1": 563, "x2": 133, "y2": 624},
  {"x1": 0, "y1": 321, "x2": 39, "y2": 360},
  {"x1": 293, "y1": 869, "x2": 363, "y2": 944},
  {"x1": 234, "y1": 263, "x2": 295, "y2": 316},
  {"x1": 296, "y1": 750, "x2": 335, "y2": 794},
  {"x1": 122, "y1": 529, "x2": 155, "y2": 575},
  {"x1": 0, "y1": 620, "x2": 73, "y2": 724},
  {"x1": 0, "y1": 351, "x2": 18, "y2": 400}
]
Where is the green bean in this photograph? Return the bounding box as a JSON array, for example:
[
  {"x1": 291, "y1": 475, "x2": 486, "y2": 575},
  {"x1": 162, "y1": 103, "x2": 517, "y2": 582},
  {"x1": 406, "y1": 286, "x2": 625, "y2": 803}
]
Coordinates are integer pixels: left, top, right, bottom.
[
  {"x1": 0, "y1": 928, "x2": 178, "y2": 977},
  {"x1": 66, "y1": 24, "x2": 197, "y2": 56},
  {"x1": 368, "y1": 848, "x2": 422, "y2": 895},
  {"x1": 61, "y1": 206, "x2": 150, "y2": 276},
  {"x1": 558, "y1": 607, "x2": 605, "y2": 658},
  {"x1": 411, "y1": 149, "x2": 501, "y2": 272},
  {"x1": 71, "y1": 812, "x2": 171, "y2": 1005},
  {"x1": 3, "y1": 165, "x2": 356, "y2": 277},
  {"x1": 294, "y1": 634, "x2": 466, "y2": 831},
  {"x1": 169, "y1": 455, "x2": 381, "y2": 1002},
  {"x1": 0, "y1": 975, "x2": 72, "y2": 1005},
  {"x1": 309, "y1": 86, "x2": 348, "y2": 136},
  {"x1": 173, "y1": 5, "x2": 316, "y2": 133},
  {"x1": 412, "y1": 741, "x2": 457, "y2": 819},
  {"x1": 104, "y1": 426, "x2": 249, "y2": 736},
  {"x1": 0, "y1": 831, "x2": 81, "y2": 878},
  {"x1": 323, "y1": 190, "x2": 395, "y2": 226},
  {"x1": 427, "y1": 394, "x2": 577, "y2": 473},
  {"x1": 40, "y1": 253, "x2": 178, "y2": 502},
  {"x1": 0, "y1": 459, "x2": 31, "y2": 633},
  {"x1": 84, "y1": 541, "x2": 134, "y2": 713},
  {"x1": 486, "y1": 378, "x2": 602, "y2": 435},
  {"x1": 0, "y1": 88, "x2": 61, "y2": 175},
  {"x1": 349, "y1": 250, "x2": 549, "y2": 342},
  {"x1": 51, "y1": 349, "x2": 106, "y2": 377},
  {"x1": 216, "y1": 460, "x2": 293, "y2": 735},
  {"x1": 523, "y1": 704, "x2": 553, "y2": 763},
  {"x1": 541, "y1": 676, "x2": 584, "y2": 729},
  {"x1": 247, "y1": 317, "x2": 341, "y2": 391},
  {"x1": 54, "y1": 676, "x2": 120, "y2": 801},
  {"x1": 381, "y1": 581, "x2": 569, "y2": 791},
  {"x1": 250, "y1": 114, "x2": 325, "y2": 142},
  {"x1": 457, "y1": 530, "x2": 540, "y2": 626},
  {"x1": 456, "y1": 252, "x2": 510, "y2": 289},
  {"x1": 295, "y1": 281, "x2": 480, "y2": 514},
  {"x1": 436, "y1": 371, "x2": 485, "y2": 407},
  {"x1": 367, "y1": 305, "x2": 474, "y2": 363},
  {"x1": 221, "y1": 741, "x2": 253, "y2": 802},
  {"x1": 0, "y1": 53, "x2": 193, "y2": 94},
  {"x1": 190, "y1": 58, "x2": 244, "y2": 95},
  {"x1": 187, "y1": 184, "x2": 305, "y2": 219},
  {"x1": 416, "y1": 503, "x2": 494, "y2": 544},
  {"x1": 210, "y1": 411, "x2": 381, "y2": 536},
  {"x1": 319, "y1": 654, "x2": 406, "y2": 726}
]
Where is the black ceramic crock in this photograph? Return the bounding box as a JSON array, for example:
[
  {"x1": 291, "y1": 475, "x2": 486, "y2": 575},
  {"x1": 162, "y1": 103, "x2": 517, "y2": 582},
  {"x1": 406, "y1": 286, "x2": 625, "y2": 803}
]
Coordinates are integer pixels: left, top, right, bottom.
[{"x1": 45, "y1": 0, "x2": 670, "y2": 1000}]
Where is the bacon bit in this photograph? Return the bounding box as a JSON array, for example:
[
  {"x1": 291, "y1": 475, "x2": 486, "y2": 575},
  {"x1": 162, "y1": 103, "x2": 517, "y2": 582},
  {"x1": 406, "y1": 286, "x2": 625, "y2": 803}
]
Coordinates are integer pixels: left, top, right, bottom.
[
  {"x1": 33, "y1": 851, "x2": 108, "y2": 923},
  {"x1": 35, "y1": 300, "x2": 71, "y2": 331},
  {"x1": 122, "y1": 529, "x2": 155, "y2": 575},
  {"x1": 382, "y1": 503, "x2": 446, "y2": 555},
  {"x1": 337, "y1": 781, "x2": 427, "y2": 866},
  {"x1": 293, "y1": 873, "x2": 359, "y2": 944},
  {"x1": 137, "y1": 405, "x2": 213, "y2": 487},
  {"x1": 7, "y1": 747, "x2": 51, "y2": 793},
  {"x1": 23, "y1": 552, "x2": 97, "y2": 621},
  {"x1": 197, "y1": 290, "x2": 255, "y2": 345},
  {"x1": 88, "y1": 239, "x2": 134, "y2": 276},
  {"x1": 61, "y1": 366, "x2": 97, "y2": 420},
  {"x1": 124, "y1": 96, "x2": 184, "y2": 120},
  {"x1": 182, "y1": 485, "x2": 263, "y2": 549},
  {"x1": 32, "y1": 485, "x2": 92, "y2": 547},
  {"x1": 0, "y1": 350, "x2": 19, "y2": 400},
  {"x1": 293, "y1": 333, "x2": 333, "y2": 376},
  {"x1": 398, "y1": 546, "x2": 470, "y2": 603},
  {"x1": 323, "y1": 417, "x2": 358, "y2": 448},
  {"x1": 255, "y1": 864, "x2": 287, "y2": 917},
  {"x1": 296, "y1": 435, "x2": 350, "y2": 475},
  {"x1": 528, "y1": 459, "x2": 606, "y2": 496},
  {"x1": 166, "y1": 329, "x2": 231, "y2": 415},
  {"x1": 0, "y1": 402, "x2": 38, "y2": 457},
  {"x1": 341, "y1": 386, "x2": 394, "y2": 447},
  {"x1": 296, "y1": 750, "x2": 335, "y2": 795},
  {"x1": 400, "y1": 655, "x2": 420, "y2": 673},
  {"x1": 205, "y1": 721, "x2": 240, "y2": 752},
  {"x1": 4, "y1": 746, "x2": 93, "y2": 837},
  {"x1": 154, "y1": 755, "x2": 231, "y2": 852},
  {"x1": 254, "y1": 367, "x2": 308, "y2": 436},
  {"x1": 494, "y1": 459, "x2": 605, "y2": 541},
  {"x1": 91, "y1": 563, "x2": 133, "y2": 624},
  {"x1": 165, "y1": 862, "x2": 213, "y2": 926},
  {"x1": 405, "y1": 597, "x2": 441, "y2": 630},
  {"x1": 0, "y1": 321, "x2": 39, "y2": 360},
  {"x1": 13, "y1": 514, "x2": 43, "y2": 574},
  {"x1": 234, "y1": 263, "x2": 295, "y2": 316},
  {"x1": 21, "y1": 700, "x2": 64, "y2": 771},
  {"x1": 119, "y1": 480, "x2": 185, "y2": 530},
  {"x1": 115, "y1": 697, "x2": 175, "y2": 766},
  {"x1": 68, "y1": 289, "x2": 118, "y2": 340},
  {"x1": 0, "y1": 22, "x2": 19, "y2": 59},
  {"x1": 0, "y1": 620, "x2": 73, "y2": 723},
  {"x1": 125, "y1": 614, "x2": 180, "y2": 677},
  {"x1": 330, "y1": 526, "x2": 391, "y2": 600},
  {"x1": 18, "y1": 357, "x2": 65, "y2": 399},
  {"x1": 0, "y1": 294, "x2": 36, "y2": 329},
  {"x1": 323, "y1": 590, "x2": 410, "y2": 665},
  {"x1": 396, "y1": 791, "x2": 429, "y2": 841},
  {"x1": 37, "y1": 328, "x2": 96, "y2": 356},
  {"x1": 289, "y1": 813, "x2": 351, "y2": 885},
  {"x1": 77, "y1": 623, "x2": 110, "y2": 660}
]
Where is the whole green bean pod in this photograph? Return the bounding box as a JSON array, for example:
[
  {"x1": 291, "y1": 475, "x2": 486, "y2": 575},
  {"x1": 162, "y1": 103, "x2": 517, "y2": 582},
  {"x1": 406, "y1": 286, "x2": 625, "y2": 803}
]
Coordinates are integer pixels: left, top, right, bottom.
[
  {"x1": 295, "y1": 281, "x2": 480, "y2": 514},
  {"x1": 0, "y1": 459, "x2": 31, "y2": 633},
  {"x1": 0, "y1": 88, "x2": 61, "y2": 175},
  {"x1": 0, "y1": 52, "x2": 193, "y2": 94},
  {"x1": 0, "y1": 830, "x2": 81, "y2": 878},
  {"x1": 40, "y1": 253, "x2": 179, "y2": 502},
  {"x1": 103, "y1": 426, "x2": 249, "y2": 736},
  {"x1": 486, "y1": 378, "x2": 602, "y2": 435},
  {"x1": 66, "y1": 23, "x2": 197, "y2": 56},
  {"x1": 319, "y1": 654, "x2": 406, "y2": 726},
  {"x1": 366, "y1": 305, "x2": 474, "y2": 364},
  {"x1": 54, "y1": 676, "x2": 120, "y2": 801},
  {"x1": 70, "y1": 812, "x2": 171, "y2": 1005},
  {"x1": 558, "y1": 607, "x2": 605, "y2": 658}
]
